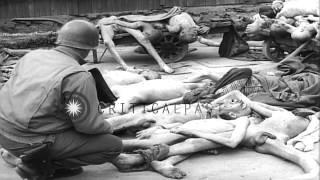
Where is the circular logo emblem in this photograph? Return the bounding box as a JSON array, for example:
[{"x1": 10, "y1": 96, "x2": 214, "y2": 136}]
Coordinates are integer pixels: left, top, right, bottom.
[{"x1": 64, "y1": 92, "x2": 90, "y2": 121}]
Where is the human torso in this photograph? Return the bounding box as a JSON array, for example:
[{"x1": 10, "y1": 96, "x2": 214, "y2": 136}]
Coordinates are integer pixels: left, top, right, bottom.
[
  {"x1": 180, "y1": 119, "x2": 235, "y2": 134},
  {"x1": 115, "y1": 79, "x2": 189, "y2": 104},
  {"x1": 243, "y1": 110, "x2": 308, "y2": 146}
]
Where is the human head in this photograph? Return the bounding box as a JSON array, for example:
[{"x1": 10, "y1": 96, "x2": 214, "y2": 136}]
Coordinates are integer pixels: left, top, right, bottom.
[
  {"x1": 272, "y1": 0, "x2": 284, "y2": 13},
  {"x1": 259, "y1": 6, "x2": 276, "y2": 19},
  {"x1": 56, "y1": 19, "x2": 99, "y2": 51},
  {"x1": 179, "y1": 27, "x2": 198, "y2": 43},
  {"x1": 217, "y1": 98, "x2": 252, "y2": 120},
  {"x1": 144, "y1": 29, "x2": 163, "y2": 44},
  {"x1": 291, "y1": 25, "x2": 317, "y2": 42}
]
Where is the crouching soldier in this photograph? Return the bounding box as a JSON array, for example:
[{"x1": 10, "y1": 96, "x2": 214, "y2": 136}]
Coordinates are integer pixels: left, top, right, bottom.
[{"x1": 0, "y1": 20, "x2": 123, "y2": 179}]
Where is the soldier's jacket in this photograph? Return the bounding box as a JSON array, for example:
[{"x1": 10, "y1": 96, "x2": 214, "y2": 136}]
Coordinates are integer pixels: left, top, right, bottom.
[{"x1": 0, "y1": 49, "x2": 113, "y2": 144}]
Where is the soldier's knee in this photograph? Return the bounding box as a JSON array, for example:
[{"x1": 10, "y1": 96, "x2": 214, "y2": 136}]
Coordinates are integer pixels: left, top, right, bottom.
[
  {"x1": 95, "y1": 135, "x2": 123, "y2": 164},
  {"x1": 113, "y1": 136, "x2": 123, "y2": 154},
  {"x1": 107, "y1": 135, "x2": 123, "y2": 155}
]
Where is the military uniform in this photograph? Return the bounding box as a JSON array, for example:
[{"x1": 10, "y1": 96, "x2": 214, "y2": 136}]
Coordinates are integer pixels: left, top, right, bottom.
[{"x1": 0, "y1": 49, "x2": 122, "y2": 168}]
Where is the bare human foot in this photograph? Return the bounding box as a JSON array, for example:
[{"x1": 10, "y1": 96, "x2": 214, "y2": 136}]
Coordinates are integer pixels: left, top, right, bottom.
[
  {"x1": 0, "y1": 148, "x2": 20, "y2": 168},
  {"x1": 245, "y1": 14, "x2": 266, "y2": 35},
  {"x1": 151, "y1": 160, "x2": 187, "y2": 179},
  {"x1": 112, "y1": 153, "x2": 149, "y2": 172}
]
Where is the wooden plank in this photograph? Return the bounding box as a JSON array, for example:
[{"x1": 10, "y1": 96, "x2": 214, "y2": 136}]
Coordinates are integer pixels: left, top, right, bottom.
[
  {"x1": 0, "y1": 0, "x2": 274, "y2": 22},
  {"x1": 7, "y1": 0, "x2": 18, "y2": 18},
  {"x1": 137, "y1": 0, "x2": 143, "y2": 11},
  {"x1": 187, "y1": 0, "x2": 206, "y2": 7},
  {"x1": 128, "y1": 0, "x2": 140, "y2": 11},
  {"x1": 118, "y1": 0, "x2": 130, "y2": 11},
  {"x1": 92, "y1": 0, "x2": 103, "y2": 13},
  {"x1": 99, "y1": 0, "x2": 109, "y2": 13},
  {"x1": 256, "y1": 0, "x2": 272, "y2": 2},
  {"x1": 225, "y1": 0, "x2": 237, "y2": 4},
  {"x1": 53, "y1": 0, "x2": 62, "y2": 16},
  {"x1": 163, "y1": 0, "x2": 173, "y2": 8},
  {"x1": 206, "y1": 0, "x2": 217, "y2": 6},
  {"x1": 142, "y1": 0, "x2": 153, "y2": 10},
  {"x1": 216, "y1": 0, "x2": 225, "y2": 5},
  {"x1": 152, "y1": 0, "x2": 161, "y2": 9},
  {"x1": 59, "y1": 0, "x2": 68, "y2": 15},
  {"x1": 55, "y1": 0, "x2": 67, "y2": 16},
  {"x1": 239, "y1": 0, "x2": 255, "y2": 4},
  {"x1": 109, "y1": 0, "x2": 120, "y2": 12},
  {"x1": 33, "y1": 0, "x2": 40, "y2": 17},
  {"x1": 78, "y1": 0, "x2": 92, "y2": 14},
  {"x1": 118, "y1": 0, "x2": 128, "y2": 11},
  {"x1": 0, "y1": 0, "x2": 9, "y2": 20},
  {"x1": 36, "y1": 0, "x2": 50, "y2": 17},
  {"x1": 105, "y1": 0, "x2": 113, "y2": 12},
  {"x1": 163, "y1": 0, "x2": 187, "y2": 8},
  {"x1": 70, "y1": 0, "x2": 78, "y2": 15},
  {"x1": 122, "y1": 0, "x2": 129, "y2": 11},
  {"x1": 179, "y1": 0, "x2": 188, "y2": 7},
  {"x1": 50, "y1": 0, "x2": 57, "y2": 16},
  {"x1": 12, "y1": 0, "x2": 26, "y2": 18},
  {"x1": 65, "y1": 0, "x2": 72, "y2": 15}
]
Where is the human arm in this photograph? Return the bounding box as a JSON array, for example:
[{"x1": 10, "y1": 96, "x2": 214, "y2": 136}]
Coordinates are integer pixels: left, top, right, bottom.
[
  {"x1": 254, "y1": 101, "x2": 286, "y2": 112},
  {"x1": 97, "y1": 17, "x2": 117, "y2": 44},
  {"x1": 287, "y1": 112, "x2": 320, "y2": 151},
  {"x1": 136, "y1": 122, "x2": 183, "y2": 139},
  {"x1": 145, "y1": 97, "x2": 184, "y2": 112},
  {"x1": 211, "y1": 90, "x2": 275, "y2": 118},
  {"x1": 171, "y1": 117, "x2": 250, "y2": 148},
  {"x1": 62, "y1": 72, "x2": 113, "y2": 134}
]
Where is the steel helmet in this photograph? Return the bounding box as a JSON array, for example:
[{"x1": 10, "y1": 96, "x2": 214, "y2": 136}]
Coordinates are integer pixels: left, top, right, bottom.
[{"x1": 56, "y1": 20, "x2": 99, "y2": 50}]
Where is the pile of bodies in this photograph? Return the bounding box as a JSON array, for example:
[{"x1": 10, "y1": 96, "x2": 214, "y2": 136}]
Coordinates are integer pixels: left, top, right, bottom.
[
  {"x1": 2, "y1": 56, "x2": 319, "y2": 179},
  {"x1": 2, "y1": 32, "x2": 320, "y2": 180},
  {"x1": 91, "y1": 55, "x2": 320, "y2": 179},
  {"x1": 245, "y1": 0, "x2": 320, "y2": 42},
  {"x1": 0, "y1": 49, "x2": 21, "y2": 88}
]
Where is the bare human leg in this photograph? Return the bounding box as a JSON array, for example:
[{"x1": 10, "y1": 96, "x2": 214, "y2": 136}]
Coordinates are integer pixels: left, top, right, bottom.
[
  {"x1": 123, "y1": 27, "x2": 174, "y2": 73},
  {"x1": 151, "y1": 138, "x2": 223, "y2": 178},
  {"x1": 255, "y1": 138, "x2": 319, "y2": 180},
  {"x1": 99, "y1": 23, "x2": 136, "y2": 72},
  {"x1": 184, "y1": 70, "x2": 223, "y2": 83},
  {"x1": 122, "y1": 132, "x2": 186, "y2": 151}
]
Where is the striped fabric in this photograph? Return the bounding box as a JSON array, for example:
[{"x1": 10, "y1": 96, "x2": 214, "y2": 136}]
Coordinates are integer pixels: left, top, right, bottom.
[{"x1": 215, "y1": 77, "x2": 265, "y2": 96}]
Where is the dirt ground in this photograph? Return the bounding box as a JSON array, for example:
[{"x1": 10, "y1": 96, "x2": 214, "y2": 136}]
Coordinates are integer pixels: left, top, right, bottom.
[{"x1": 0, "y1": 38, "x2": 319, "y2": 180}]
